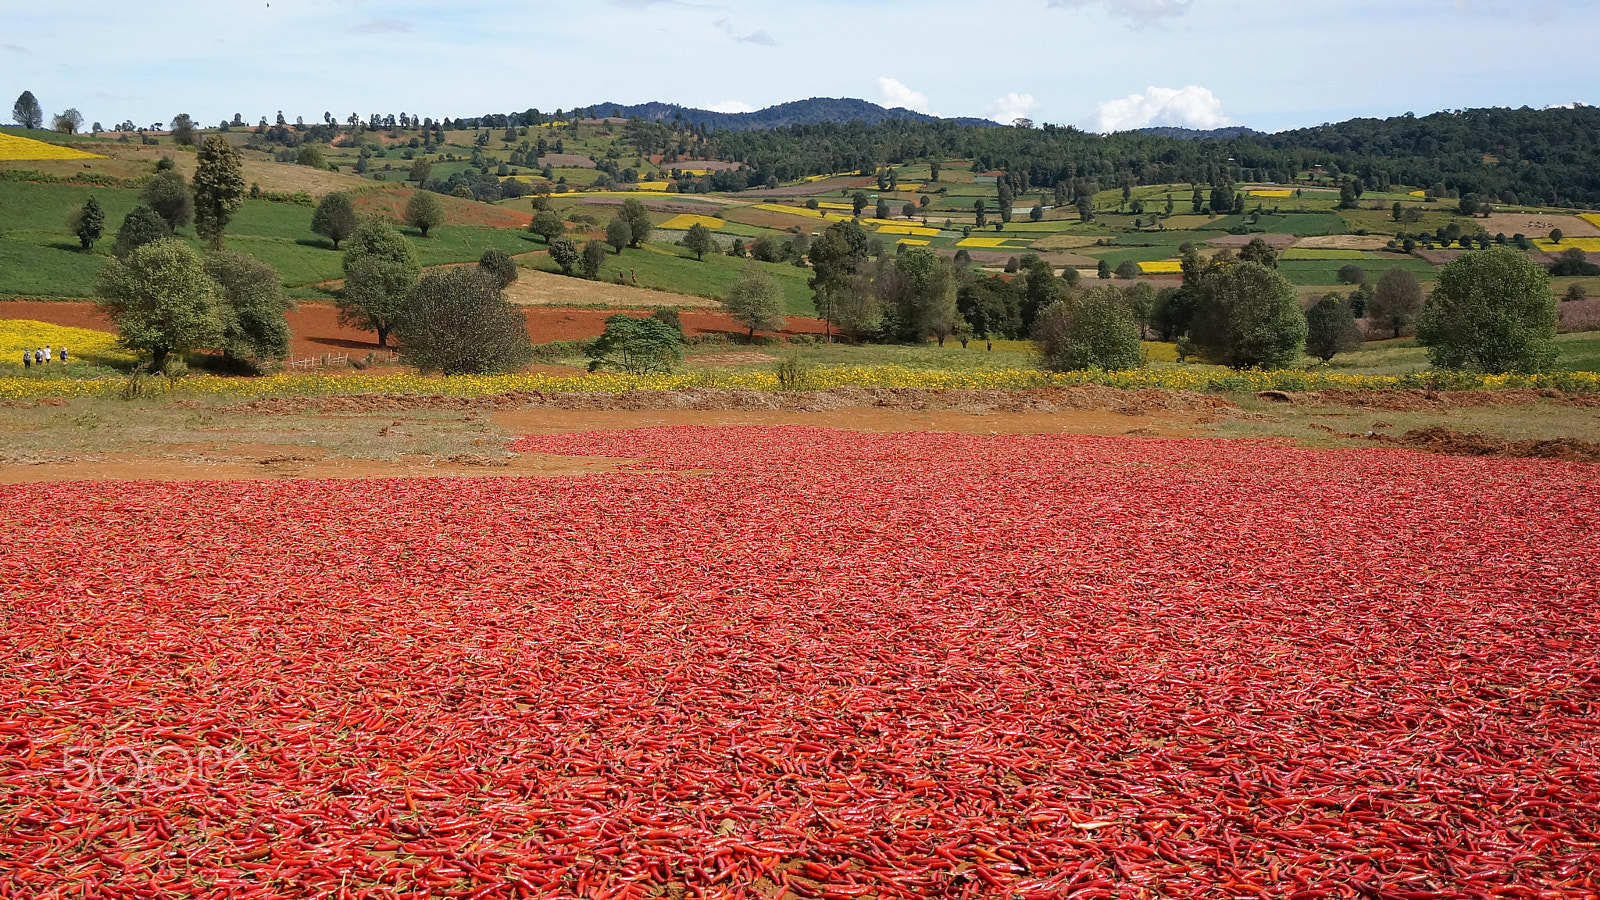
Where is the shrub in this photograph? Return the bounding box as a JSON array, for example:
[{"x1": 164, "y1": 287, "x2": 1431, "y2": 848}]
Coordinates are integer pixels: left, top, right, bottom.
[
  {"x1": 1336, "y1": 263, "x2": 1366, "y2": 285},
  {"x1": 111, "y1": 204, "x2": 172, "y2": 258},
  {"x1": 586, "y1": 314, "x2": 682, "y2": 373},
  {"x1": 1304, "y1": 294, "x2": 1363, "y2": 361},
  {"x1": 548, "y1": 236, "x2": 580, "y2": 275},
  {"x1": 581, "y1": 240, "x2": 607, "y2": 280},
  {"x1": 393, "y1": 268, "x2": 533, "y2": 375},
  {"x1": 478, "y1": 248, "x2": 518, "y2": 289},
  {"x1": 404, "y1": 191, "x2": 444, "y2": 237},
  {"x1": 1033, "y1": 287, "x2": 1143, "y2": 372}
]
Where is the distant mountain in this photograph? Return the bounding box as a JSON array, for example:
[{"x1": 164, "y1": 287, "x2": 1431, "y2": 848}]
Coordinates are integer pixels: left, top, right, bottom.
[
  {"x1": 1132, "y1": 125, "x2": 1265, "y2": 140},
  {"x1": 585, "y1": 98, "x2": 998, "y2": 131}
]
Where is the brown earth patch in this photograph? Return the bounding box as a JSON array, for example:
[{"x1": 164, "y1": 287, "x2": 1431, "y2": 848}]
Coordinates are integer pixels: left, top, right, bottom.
[
  {"x1": 582, "y1": 196, "x2": 736, "y2": 213},
  {"x1": 502, "y1": 270, "x2": 716, "y2": 309},
  {"x1": 1370, "y1": 427, "x2": 1600, "y2": 463},
  {"x1": 1414, "y1": 249, "x2": 1465, "y2": 265},
  {"x1": 352, "y1": 187, "x2": 532, "y2": 228},
  {"x1": 1293, "y1": 235, "x2": 1393, "y2": 250},
  {"x1": 1205, "y1": 233, "x2": 1297, "y2": 249},
  {"x1": 1260, "y1": 388, "x2": 1600, "y2": 411},
  {"x1": 1478, "y1": 213, "x2": 1599, "y2": 239}
]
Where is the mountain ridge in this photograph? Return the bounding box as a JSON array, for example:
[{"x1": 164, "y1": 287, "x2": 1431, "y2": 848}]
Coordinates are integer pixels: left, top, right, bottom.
[{"x1": 583, "y1": 98, "x2": 1000, "y2": 131}]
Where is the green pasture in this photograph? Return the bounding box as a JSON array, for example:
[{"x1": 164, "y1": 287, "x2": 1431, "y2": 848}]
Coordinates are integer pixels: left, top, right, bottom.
[{"x1": 526, "y1": 242, "x2": 818, "y2": 316}]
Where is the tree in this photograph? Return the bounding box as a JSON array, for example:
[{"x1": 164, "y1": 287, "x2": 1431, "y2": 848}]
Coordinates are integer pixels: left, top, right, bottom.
[
  {"x1": 808, "y1": 220, "x2": 870, "y2": 342},
  {"x1": 1114, "y1": 260, "x2": 1140, "y2": 280},
  {"x1": 1096, "y1": 259, "x2": 1111, "y2": 280},
  {"x1": 619, "y1": 198, "x2": 653, "y2": 248},
  {"x1": 112, "y1": 205, "x2": 172, "y2": 258},
  {"x1": 1564, "y1": 283, "x2": 1587, "y2": 303},
  {"x1": 875, "y1": 199, "x2": 891, "y2": 220},
  {"x1": 1030, "y1": 202, "x2": 1044, "y2": 222},
  {"x1": 530, "y1": 209, "x2": 566, "y2": 243},
  {"x1": 1337, "y1": 178, "x2": 1359, "y2": 209},
  {"x1": 478, "y1": 247, "x2": 519, "y2": 289},
  {"x1": 930, "y1": 160, "x2": 941, "y2": 182},
  {"x1": 338, "y1": 221, "x2": 421, "y2": 347},
  {"x1": 586, "y1": 314, "x2": 683, "y2": 373},
  {"x1": 581, "y1": 240, "x2": 608, "y2": 279},
  {"x1": 973, "y1": 198, "x2": 987, "y2": 228},
  {"x1": 1549, "y1": 228, "x2": 1563, "y2": 245},
  {"x1": 12, "y1": 91, "x2": 42, "y2": 130},
  {"x1": 394, "y1": 268, "x2": 533, "y2": 374},
  {"x1": 722, "y1": 267, "x2": 786, "y2": 338},
  {"x1": 852, "y1": 191, "x2": 869, "y2": 218},
  {"x1": 548, "y1": 236, "x2": 580, "y2": 275},
  {"x1": 192, "y1": 135, "x2": 246, "y2": 249},
  {"x1": 1304, "y1": 294, "x2": 1363, "y2": 361},
  {"x1": 94, "y1": 238, "x2": 223, "y2": 371},
  {"x1": 1034, "y1": 288, "x2": 1143, "y2": 372},
  {"x1": 684, "y1": 222, "x2": 715, "y2": 261},
  {"x1": 1417, "y1": 248, "x2": 1557, "y2": 373},
  {"x1": 596, "y1": 216, "x2": 629, "y2": 255},
  {"x1": 1238, "y1": 237, "x2": 1278, "y2": 269},
  {"x1": 1368, "y1": 267, "x2": 1423, "y2": 339},
  {"x1": 70, "y1": 197, "x2": 105, "y2": 251},
  {"x1": 1188, "y1": 260, "x2": 1307, "y2": 368},
  {"x1": 140, "y1": 169, "x2": 193, "y2": 231},
  {"x1": 405, "y1": 190, "x2": 445, "y2": 237},
  {"x1": 296, "y1": 144, "x2": 326, "y2": 169},
  {"x1": 409, "y1": 158, "x2": 433, "y2": 183},
  {"x1": 52, "y1": 108, "x2": 83, "y2": 134},
  {"x1": 311, "y1": 192, "x2": 358, "y2": 249},
  {"x1": 1336, "y1": 263, "x2": 1366, "y2": 285},
  {"x1": 204, "y1": 251, "x2": 293, "y2": 362},
  {"x1": 170, "y1": 113, "x2": 195, "y2": 146},
  {"x1": 1124, "y1": 281, "x2": 1157, "y2": 338}
]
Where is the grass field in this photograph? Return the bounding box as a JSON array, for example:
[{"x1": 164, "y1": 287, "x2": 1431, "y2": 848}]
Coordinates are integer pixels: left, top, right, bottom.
[{"x1": 526, "y1": 242, "x2": 818, "y2": 315}]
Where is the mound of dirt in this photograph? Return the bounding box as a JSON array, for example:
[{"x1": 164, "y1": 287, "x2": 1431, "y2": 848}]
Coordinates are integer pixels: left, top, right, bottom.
[
  {"x1": 1265, "y1": 389, "x2": 1600, "y2": 410},
  {"x1": 1376, "y1": 427, "x2": 1600, "y2": 463},
  {"x1": 223, "y1": 385, "x2": 1243, "y2": 418}
]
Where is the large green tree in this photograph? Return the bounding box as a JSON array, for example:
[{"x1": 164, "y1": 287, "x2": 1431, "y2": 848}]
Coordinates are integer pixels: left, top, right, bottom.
[
  {"x1": 722, "y1": 267, "x2": 786, "y2": 338},
  {"x1": 1416, "y1": 247, "x2": 1557, "y2": 373},
  {"x1": 405, "y1": 191, "x2": 445, "y2": 237},
  {"x1": 337, "y1": 221, "x2": 421, "y2": 347},
  {"x1": 1367, "y1": 267, "x2": 1424, "y2": 339},
  {"x1": 12, "y1": 91, "x2": 42, "y2": 129},
  {"x1": 1188, "y1": 260, "x2": 1308, "y2": 368},
  {"x1": 618, "y1": 199, "x2": 653, "y2": 248},
  {"x1": 94, "y1": 238, "x2": 223, "y2": 371},
  {"x1": 605, "y1": 217, "x2": 631, "y2": 254},
  {"x1": 192, "y1": 135, "x2": 246, "y2": 249},
  {"x1": 111, "y1": 205, "x2": 172, "y2": 258},
  {"x1": 204, "y1": 251, "x2": 293, "y2": 363},
  {"x1": 807, "y1": 220, "x2": 869, "y2": 342},
  {"x1": 311, "y1": 192, "x2": 358, "y2": 249},
  {"x1": 478, "y1": 248, "x2": 519, "y2": 289},
  {"x1": 586, "y1": 314, "x2": 683, "y2": 373},
  {"x1": 683, "y1": 222, "x2": 715, "y2": 261},
  {"x1": 394, "y1": 268, "x2": 533, "y2": 374},
  {"x1": 1304, "y1": 294, "x2": 1364, "y2": 361},
  {"x1": 141, "y1": 168, "x2": 193, "y2": 232},
  {"x1": 1034, "y1": 287, "x2": 1143, "y2": 371},
  {"x1": 71, "y1": 197, "x2": 105, "y2": 251},
  {"x1": 529, "y1": 209, "x2": 565, "y2": 243}
]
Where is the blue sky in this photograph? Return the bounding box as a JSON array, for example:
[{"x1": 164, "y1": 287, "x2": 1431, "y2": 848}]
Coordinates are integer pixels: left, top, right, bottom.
[{"x1": 2, "y1": 0, "x2": 1596, "y2": 134}]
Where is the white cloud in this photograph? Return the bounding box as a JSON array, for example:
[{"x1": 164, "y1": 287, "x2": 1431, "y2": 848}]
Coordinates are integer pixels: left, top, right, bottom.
[
  {"x1": 714, "y1": 18, "x2": 777, "y2": 46},
  {"x1": 350, "y1": 18, "x2": 412, "y2": 35},
  {"x1": 1046, "y1": 0, "x2": 1193, "y2": 27},
  {"x1": 1090, "y1": 85, "x2": 1232, "y2": 132},
  {"x1": 877, "y1": 77, "x2": 932, "y2": 115},
  {"x1": 987, "y1": 92, "x2": 1039, "y2": 124},
  {"x1": 707, "y1": 100, "x2": 756, "y2": 114}
]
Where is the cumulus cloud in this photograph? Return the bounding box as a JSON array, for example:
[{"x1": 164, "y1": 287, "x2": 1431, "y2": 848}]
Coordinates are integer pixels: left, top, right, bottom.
[
  {"x1": 350, "y1": 18, "x2": 412, "y2": 34},
  {"x1": 878, "y1": 77, "x2": 932, "y2": 115},
  {"x1": 715, "y1": 19, "x2": 777, "y2": 46},
  {"x1": 1046, "y1": 0, "x2": 1193, "y2": 27},
  {"x1": 1090, "y1": 85, "x2": 1231, "y2": 132},
  {"x1": 987, "y1": 92, "x2": 1039, "y2": 125},
  {"x1": 708, "y1": 100, "x2": 756, "y2": 114}
]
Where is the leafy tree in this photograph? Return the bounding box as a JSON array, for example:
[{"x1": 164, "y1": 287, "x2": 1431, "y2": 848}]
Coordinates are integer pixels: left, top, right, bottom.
[
  {"x1": 394, "y1": 268, "x2": 533, "y2": 374},
  {"x1": 478, "y1": 247, "x2": 519, "y2": 288},
  {"x1": 1417, "y1": 247, "x2": 1557, "y2": 373},
  {"x1": 70, "y1": 197, "x2": 105, "y2": 251},
  {"x1": 1238, "y1": 238, "x2": 1278, "y2": 269},
  {"x1": 684, "y1": 222, "x2": 715, "y2": 261},
  {"x1": 1368, "y1": 267, "x2": 1423, "y2": 338},
  {"x1": 1188, "y1": 260, "x2": 1307, "y2": 368},
  {"x1": 586, "y1": 314, "x2": 683, "y2": 373},
  {"x1": 875, "y1": 199, "x2": 891, "y2": 220},
  {"x1": 192, "y1": 135, "x2": 246, "y2": 249},
  {"x1": 1124, "y1": 281, "x2": 1156, "y2": 338},
  {"x1": 140, "y1": 169, "x2": 193, "y2": 231},
  {"x1": 311, "y1": 192, "x2": 358, "y2": 249},
  {"x1": 1114, "y1": 260, "x2": 1140, "y2": 280},
  {"x1": 1034, "y1": 288, "x2": 1143, "y2": 371},
  {"x1": 338, "y1": 221, "x2": 421, "y2": 347},
  {"x1": 1549, "y1": 228, "x2": 1563, "y2": 244},
  {"x1": 52, "y1": 108, "x2": 83, "y2": 134},
  {"x1": 596, "y1": 216, "x2": 628, "y2": 254},
  {"x1": 548, "y1": 236, "x2": 580, "y2": 274},
  {"x1": 405, "y1": 190, "x2": 445, "y2": 237},
  {"x1": 808, "y1": 220, "x2": 870, "y2": 342},
  {"x1": 94, "y1": 238, "x2": 223, "y2": 371},
  {"x1": 1563, "y1": 283, "x2": 1586, "y2": 303},
  {"x1": 1304, "y1": 294, "x2": 1363, "y2": 361},
  {"x1": 1096, "y1": 259, "x2": 1111, "y2": 280},
  {"x1": 111, "y1": 205, "x2": 173, "y2": 258},
  {"x1": 1030, "y1": 202, "x2": 1044, "y2": 222},
  {"x1": 973, "y1": 198, "x2": 987, "y2": 228},
  {"x1": 581, "y1": 240, "x2": 608, "y2": 279},
  {"x1": 409, "y1": 158, "x2": 433, "y2": 182},
  {"x1": 1150, "y1": 285, "x2": 1194, "y2": 341},
  {"x1": 878, "y1": 247, "x2": 958, "y2": 344},
  {"x1": 1337, "y1": 178, "x2": 1359, "y2": 209},
  {"x1": 852, "y1": 191, "x2": 869, "y2": 217},
  {"x1": 13, "y1": 91, "x2": 42, "y2": 129},
  {"x1": 296, "y1": 144, "x2": 326, "y2": 169},
  {"x1": 204, "y1": 251, "x2": 293, "y2": 362},
  {"x1": 530, "y1": 209, "x2": 565, "y2": 243},
  {"x1": 169, "y1": 113, "x2": 195, "y2": 146},
  {"x1": 722, "y1": 267, "x2": 786, "y2": 338},
  {"x1": 619, "y1": 198, "x2": 653, "y2": 248},
  {"x1": 1336, "y1": 263, "x2": 1366, "y2": 285}
]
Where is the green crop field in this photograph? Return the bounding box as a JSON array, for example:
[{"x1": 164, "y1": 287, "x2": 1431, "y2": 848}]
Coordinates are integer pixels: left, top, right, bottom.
[{"x1": 526, "y1": 241, "x2": 818, "y2": 316}]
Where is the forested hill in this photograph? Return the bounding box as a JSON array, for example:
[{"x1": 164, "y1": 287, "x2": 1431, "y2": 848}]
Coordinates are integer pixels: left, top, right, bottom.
[
  {"x1": 589, "y1": 98, "x2": 998, "y2": 131},
  {"x1": 669, "y1": 104, "x2": 1600, "y2": 208}
]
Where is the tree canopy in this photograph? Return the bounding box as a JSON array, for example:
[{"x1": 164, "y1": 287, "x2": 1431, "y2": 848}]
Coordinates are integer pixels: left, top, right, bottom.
[
  {"x1": 337, "y1": 221, "x2": 421, "y2": 348},
  {"x1": 1417, "y1": 248, "x2": 1558, "y2": 373},
  {"x1": 94, "y1": 238, "x2": 222, "y2": 372},
  {"x1": 395, "y1": 268, "x2": 533, "y2": 375}
]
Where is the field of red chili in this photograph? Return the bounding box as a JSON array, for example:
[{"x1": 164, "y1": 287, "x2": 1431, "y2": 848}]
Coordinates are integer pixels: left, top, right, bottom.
[{"x1": 2, "y1": 428, "x2": 1598, "y2": 898}]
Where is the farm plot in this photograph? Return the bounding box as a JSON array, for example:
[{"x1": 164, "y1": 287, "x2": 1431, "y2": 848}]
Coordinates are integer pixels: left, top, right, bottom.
[{"x1": 2, "y1": 428, "x2": 1597, "y2": 898}]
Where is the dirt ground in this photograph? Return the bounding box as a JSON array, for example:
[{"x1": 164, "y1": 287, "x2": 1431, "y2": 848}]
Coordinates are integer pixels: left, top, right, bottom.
[
  {"x1": 1293, "y1": 235, "x2": 1395, "y2": 250},
  {"x1": 1478, "y1": 212, "x2": 1599, "y2": 239},
  {"x1": 501, "y1": 270, "x2": 716, "y2": 308}
]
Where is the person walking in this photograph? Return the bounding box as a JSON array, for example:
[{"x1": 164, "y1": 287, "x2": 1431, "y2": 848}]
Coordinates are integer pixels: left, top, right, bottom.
[
  {"x1": 43, "y1": 346, "x2": 51, "y2": 363},
  {"x1": 60, "y1": 347, "x2": 69, "y2": 364},
  {"x1": 22, "y1": 349, "x2": 31, "y2": 369},
  {"x1": 33, "y1": 348, "x2": 43, "y2": 366}
]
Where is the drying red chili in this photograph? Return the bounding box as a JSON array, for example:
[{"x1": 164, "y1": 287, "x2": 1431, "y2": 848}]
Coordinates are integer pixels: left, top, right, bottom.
[{"x1": 0, "y1": 427, "x2": 1596, "y2": 898}]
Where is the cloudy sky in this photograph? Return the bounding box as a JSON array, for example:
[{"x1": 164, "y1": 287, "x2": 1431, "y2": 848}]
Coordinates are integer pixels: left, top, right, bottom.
[{"x1": 2, "y1": 0, "x2": 1596, "y2": 134}]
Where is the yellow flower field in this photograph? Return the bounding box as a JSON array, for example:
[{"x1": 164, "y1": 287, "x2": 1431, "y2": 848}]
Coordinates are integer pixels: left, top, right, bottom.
[
  {"x1": 658, "y1": 214, "x2": 726, "y2": 231},
  {"x1": 634, "y1": 181, "x2": 670, "y2": 191},
  {"x1": 1, "y1": 365, "x2": 1597, "y2": 403},
  {"x1": 1534, "y1": 237, "x2": 1600, "y2": 252},
  {"x1": 0, "y1": 321, "x2": 133, "y2": 364},
  {"x1": 0, "y1": 132, "x2": 105, "y2": 161},
  {"x1": 876, "y1": 225, "x2": 941, "y2": 237},
  {"x1": 817, "y1": 202, "x2": 853, "y2": 211},
  {"x1": 958, "y1": 237, "x2": 1029, "y2": 249},
  {"x1": 1249, "y1": 190, "x2": 1292, "y2": 198},
  {"x1": 1138, "y1": 260, "x2": 1185, "y2": 274},
  {"x1": 1580, "y1": 213, "x2": 1600, "y2": 230},
  {"x1": 1408, "y1": 190, "x2": 1427, "y2": 198},
  {"x1": 895, "y1": 239, "x2": 930, "y2": 246}
]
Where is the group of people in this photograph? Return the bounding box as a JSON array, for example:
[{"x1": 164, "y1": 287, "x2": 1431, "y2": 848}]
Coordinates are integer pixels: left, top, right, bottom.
[{"x1": 21, "y1": 347, "x2": 67, "y2": 368}]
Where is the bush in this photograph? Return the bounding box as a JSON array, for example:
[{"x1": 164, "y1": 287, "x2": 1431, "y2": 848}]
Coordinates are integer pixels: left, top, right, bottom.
[
  {"x1": 394, "y1": 268, "x2": 533, "y2": 375},
  {"x1": 586, "y1": 314, "x2": 682, "y2": 373},
  {"x1": 404, "y1": 191, "x2": 444, "y2": 237},
  {"x1": 1336, "y1": 263, "x2": 1366, "y2": 285},
  {"x1": 111, "y1": 204, "x2": 171, "y2": 258},
  {"x1": 1114, "y1": 260, "x2": 1140, "y2": 280},
  {"x1": 1417, "y1": 248, "x2": 1557, "y2": 373},
  {"x1": 581, "y1": 240, "x2": 607, "y2": 280},
  {"x1": 548, "y1": 237, "x2": 580, "y2": 275},
  {"x1": 1304, "y1": 294, "x2": 1363, "y2": 361},
  {"x1": 478, "y1": 247, "x2": 518, "y2": 289},
  {"x1": 1188, "y1": 261, "x2": 1307, "y2": 369},
  {"x1": 1033, "y1": 288, "x2": 1143, "y2": 372}
]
